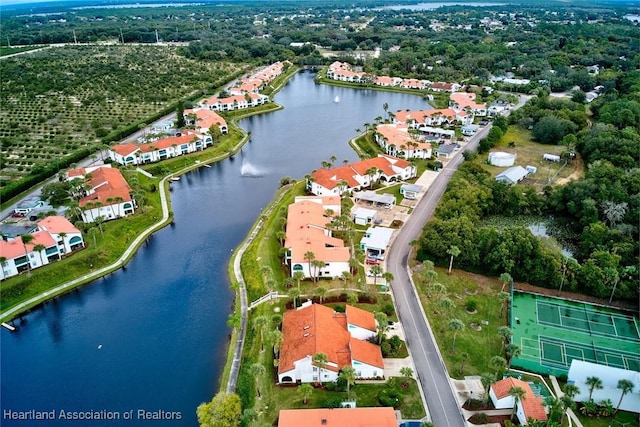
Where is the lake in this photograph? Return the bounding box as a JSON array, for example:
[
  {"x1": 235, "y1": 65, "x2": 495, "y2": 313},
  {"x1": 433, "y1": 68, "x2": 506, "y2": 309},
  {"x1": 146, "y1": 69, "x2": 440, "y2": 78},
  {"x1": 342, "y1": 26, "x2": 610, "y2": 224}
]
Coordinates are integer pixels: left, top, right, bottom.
[{"x1": 0, "y1": 71, "x2": 431, "y2": 426}]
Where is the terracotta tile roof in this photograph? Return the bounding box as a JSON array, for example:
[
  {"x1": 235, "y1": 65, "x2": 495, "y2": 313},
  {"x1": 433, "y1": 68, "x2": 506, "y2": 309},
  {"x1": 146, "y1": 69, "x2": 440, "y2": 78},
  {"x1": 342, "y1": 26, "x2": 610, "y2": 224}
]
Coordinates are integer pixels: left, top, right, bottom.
[
  {"x1": 376, "y1": 123, "x2": 412, "y2": 147},
  {"x1": 432, "y1": 81, "x2": 454, "y2": 90},
  {"x1": 492, "y1": 378, "x2": 547, "y2": 421},
  {"x1": 310, "y1": 166, "x2": 361, "y2": 190},
  {"x1": 143, "y1": 133, "x2": 198, "y2": 152},
  {"x1": 346, "y1": 305, "x2": 376, "y2": 332},
  {"x1": 111, "y1": 143, "x2": 139, "y2": 157},
  {"x1": 350, "y1": 337, "x2": 384, "y2": 369},
  {"x1": 396, "y1": 108, "x2": 457, "y2": 124},
  {"x1": 37, "y1": 216, "x2": 80, "y2": 235},
  {"x1": 79, "y1": 167, "x2": 131, "y2": 208},
  {"x1": 0, "y1": 230, "x2": 57, "y2": 259},
  {"x1": 450, "y1": 92, "x2": 486, "y2": 110},
  {"x1": 284, "y1": 200, "x2": 350, "y2": 264},
  {"x1": 278, "y1": 407, "x2": 397, "y2": 427},
  {"x1": 374, "y1": 76, "x2": 396, "y2": 85},
  {"x1": 184, "y1": 109, "x2": 227, "y2": 130},
  {"x1": 279, "y1": 304, "x2": 351, "y2": 375}
]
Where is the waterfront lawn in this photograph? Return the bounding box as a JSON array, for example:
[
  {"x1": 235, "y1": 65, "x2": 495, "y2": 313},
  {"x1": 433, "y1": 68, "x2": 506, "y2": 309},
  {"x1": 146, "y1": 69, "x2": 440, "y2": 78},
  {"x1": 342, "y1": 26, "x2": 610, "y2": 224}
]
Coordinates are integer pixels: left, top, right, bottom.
[
  {"x1": 240, "y1": 302, "x2": 424, "y2": 426},
  {"x1": 412, "y1": 266, "x2": 506, "y2": 378},
  {"x1": 577, "y1": 410, "x2": 639, "y2": 427},
  {"x1": 0, "y1": 172, "x2": 162, "y2": 314}
]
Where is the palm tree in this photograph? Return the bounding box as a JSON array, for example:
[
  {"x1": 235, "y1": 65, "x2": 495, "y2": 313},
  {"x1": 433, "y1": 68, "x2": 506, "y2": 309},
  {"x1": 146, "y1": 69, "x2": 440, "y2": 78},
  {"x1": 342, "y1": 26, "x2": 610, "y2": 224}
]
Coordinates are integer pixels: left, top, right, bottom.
[
  {"x1": 288, "y1": 288, "x2": 300, "y2": 308},
  {"x1": 505, "y1": 344, "x2": 521, "y2": 369},
  {"x1": 299, "y1": 383, "x2": 313, "y2": 405},
  {"x1": 269, "y1": 329, "x2": 282, "y2": 358},
  {"x1": 311, "y1": 259, "x2": 324, "y2": 282},
  {"x1": 499, "y1": 272, "x2": 513, "y2": 292},
  {"x1": 375, "y1": 312, "x2": 389, "y2": 344},
  {"x1": 563, "y1": 384, "x2": 580, "y2": 401},
  {"x1": 498, "y1": 326, "x2": 513, "y2": 351},
  {"x1": 498, "y1": 291, "x2": 510, "y2": 318},
  {"x1": 459, "y1": 352, "x2": 469, "y2": 375},
  {"x1": 339, "y1": 367, "x2": 357, "y2": 400},
  {"x1": 448, "y1": 319, "x2": 464, "y2": 353},
  {"x1": 447, "y1": 245, "x2": 461, "y2": 275},
  {"x1": 585, "y1": 376, "x2": 603, "y2": 401},
  {"x1": 292, "y1": 271, "x2": 305, "y2": 291},
  {"x1": 508, "y1": 386, "x2": 526, "y2": 421},
  {"x1": 304, "y1": 251, "x2": 315, "y2": 280},
  {"x1": 400, "y1": 367, "x2": 414, "y2": 387},
  {"x1": 20, "y1": 233, "x2": 34, "y2": 276},
  {"x1": 481, "y1": 372, "x2": 496, "y2": 404},
  {"x1": 33, "y1": 243, "x2": 46, "y2": 267},
  {"x1": 253, "y1": 315, "x2": 268, "y2": 352},
  {"x1": 614, "y1": 379, "x2": 634, "y2": 415},
  {"x1": 312, "y1": 352, "x2": 329, "y2": 384},
  {"x1": 315, "y1": 287, "x2": 327, "y2": 304},
  {"x1": 490, "y1": 356, "x2": 507, "y2": 378},
  {"x1": 249, "y1": 363, "x2": 265, "y2": 398}
]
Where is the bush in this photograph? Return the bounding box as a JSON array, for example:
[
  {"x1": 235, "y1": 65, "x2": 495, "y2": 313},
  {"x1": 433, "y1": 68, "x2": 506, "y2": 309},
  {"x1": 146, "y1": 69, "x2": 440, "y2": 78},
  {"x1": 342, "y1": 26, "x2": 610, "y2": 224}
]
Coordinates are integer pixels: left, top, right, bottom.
[
  {"x1": 381, "y1": 302, "x2": 395, "y2": 316},
  {"x1": 465, "y1": 299, "x2": 477, "y2": 312},
  {"x1": 378, "y1": 389, "x2": 403, "y2": 408},
  {"x1": 335, "y1": 377, "x2": 347, "y2": 392},
  {"x1": 324, "y1": 397, "x2": 344, "y2": 408}
]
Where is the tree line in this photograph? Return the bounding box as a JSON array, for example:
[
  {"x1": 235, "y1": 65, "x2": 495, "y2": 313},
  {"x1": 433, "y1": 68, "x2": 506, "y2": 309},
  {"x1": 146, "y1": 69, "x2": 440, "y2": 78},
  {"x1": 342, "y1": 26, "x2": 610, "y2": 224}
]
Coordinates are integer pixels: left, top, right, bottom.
[{"x1": 418, "y1": 70, "x2": 639, "y2": 303}]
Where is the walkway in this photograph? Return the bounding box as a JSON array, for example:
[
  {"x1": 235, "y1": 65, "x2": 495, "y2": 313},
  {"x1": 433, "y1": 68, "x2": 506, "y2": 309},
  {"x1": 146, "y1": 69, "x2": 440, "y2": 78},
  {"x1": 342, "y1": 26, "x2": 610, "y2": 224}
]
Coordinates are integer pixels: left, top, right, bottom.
[
  {"x1": 0, "y1": 171, "x2": 173, "y2": 323},
  {"x1": 225, "y1": 185, "x2": 291, "y2": 393},
  {"x1": 550, "y1": 375, "x2": 582, "y2": 427}
]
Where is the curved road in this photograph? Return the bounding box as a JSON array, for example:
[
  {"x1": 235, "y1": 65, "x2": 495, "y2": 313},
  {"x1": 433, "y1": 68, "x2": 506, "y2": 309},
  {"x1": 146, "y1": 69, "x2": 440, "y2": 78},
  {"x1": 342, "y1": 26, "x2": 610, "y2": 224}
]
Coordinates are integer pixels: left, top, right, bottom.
[{"x1": 387, "y1": 96, "x2": 529, "y2": 426}]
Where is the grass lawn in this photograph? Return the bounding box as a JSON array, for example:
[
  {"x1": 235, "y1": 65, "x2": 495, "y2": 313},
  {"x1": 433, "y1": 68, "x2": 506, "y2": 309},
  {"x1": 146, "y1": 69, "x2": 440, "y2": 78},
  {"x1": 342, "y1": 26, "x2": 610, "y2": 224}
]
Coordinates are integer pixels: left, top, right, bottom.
[
  {"x1": 0, "y1": 171, "x2": 164, "y2": 314},
  {"x1": 239, "y1": 301, "x2": 424, "y2": 426},
  {"x1": 478, "y1": 127, "x2": 585, "y2": 189},
  {"x1": 577, "y1": 410, "x2": 639, "y2": 427},
  {"x1": 412, "y1": 266, "x2": 507, "y2": 378}
]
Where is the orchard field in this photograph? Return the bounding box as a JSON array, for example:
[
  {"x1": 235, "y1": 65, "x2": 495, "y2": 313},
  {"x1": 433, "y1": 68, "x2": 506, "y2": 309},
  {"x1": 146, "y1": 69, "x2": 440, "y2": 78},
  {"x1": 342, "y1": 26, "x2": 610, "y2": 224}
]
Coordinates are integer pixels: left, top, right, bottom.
[{"x1": 0, "y1": 44, "x2": 242, "y2": 187}]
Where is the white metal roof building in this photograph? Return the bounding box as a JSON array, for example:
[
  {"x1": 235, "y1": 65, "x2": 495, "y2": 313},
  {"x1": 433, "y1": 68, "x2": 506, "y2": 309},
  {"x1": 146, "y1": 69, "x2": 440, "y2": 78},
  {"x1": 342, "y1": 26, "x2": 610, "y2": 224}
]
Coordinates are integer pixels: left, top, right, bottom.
[
  {"x1": 360, "y1": 227, "x2": 395, "y2": 252},
  {"x1": 488, "y1": 151, "x2": 516, "y2": 167},
  {"x1": 495, "y1": 166, "x2": 529, "y2": 185},
  {"x1": 568, "y1": 360, "x2": 640, "y2": 413}
]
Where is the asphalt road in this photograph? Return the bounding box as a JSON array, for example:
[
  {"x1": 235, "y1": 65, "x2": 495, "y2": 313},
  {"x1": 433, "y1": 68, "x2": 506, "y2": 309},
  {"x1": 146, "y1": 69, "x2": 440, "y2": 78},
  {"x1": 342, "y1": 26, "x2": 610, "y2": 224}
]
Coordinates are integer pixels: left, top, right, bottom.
[{"x1": 386, "y1": 95, "x2": 529, "y2": 426}]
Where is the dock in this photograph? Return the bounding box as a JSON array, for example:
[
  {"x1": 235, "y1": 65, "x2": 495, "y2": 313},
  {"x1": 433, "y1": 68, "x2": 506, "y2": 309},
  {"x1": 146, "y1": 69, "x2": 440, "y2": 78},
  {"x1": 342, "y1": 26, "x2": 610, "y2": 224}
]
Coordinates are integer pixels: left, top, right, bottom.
[{"x1": 2, "y1": 322, "x2": 16, "y2": 331}]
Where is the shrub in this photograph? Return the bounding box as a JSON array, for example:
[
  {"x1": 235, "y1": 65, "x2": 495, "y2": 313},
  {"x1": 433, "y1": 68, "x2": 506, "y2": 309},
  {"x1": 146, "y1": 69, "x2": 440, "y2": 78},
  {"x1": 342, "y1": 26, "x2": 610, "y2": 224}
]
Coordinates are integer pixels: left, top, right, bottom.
[
  {"x1": 378, "y1": 389, "x2": 403, "y2": 408},
  {"x1": 465, "y1": 299, "x2": 477, "y2": 312},
  {"x1": 324, "y1": 397, "x2": 344, "y2": 408},
  {"x1": 381, "y1": 302, "x2": 395, "y2": 316}
]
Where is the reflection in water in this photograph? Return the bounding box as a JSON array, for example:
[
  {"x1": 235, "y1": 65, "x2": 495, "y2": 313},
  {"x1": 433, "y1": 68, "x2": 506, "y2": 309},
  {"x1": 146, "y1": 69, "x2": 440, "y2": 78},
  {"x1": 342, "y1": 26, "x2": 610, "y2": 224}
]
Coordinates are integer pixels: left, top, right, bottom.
[{"x1": 1, "y1": 71, "x2": 430, "y2": 426}]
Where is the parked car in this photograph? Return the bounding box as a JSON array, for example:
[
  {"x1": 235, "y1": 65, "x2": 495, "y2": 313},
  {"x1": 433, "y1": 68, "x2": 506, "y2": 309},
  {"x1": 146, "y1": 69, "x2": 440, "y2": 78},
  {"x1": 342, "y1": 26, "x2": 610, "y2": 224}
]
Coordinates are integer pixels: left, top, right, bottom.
[
  {"x1": 479, "y1": 120, "x2": 489, "y2": 126},
  {"x1": 387, "y1": 321, "x2": 396, "y2": 329},
  {"x1": 365, "y1": 258, "x2": 380, "y2": 265}
]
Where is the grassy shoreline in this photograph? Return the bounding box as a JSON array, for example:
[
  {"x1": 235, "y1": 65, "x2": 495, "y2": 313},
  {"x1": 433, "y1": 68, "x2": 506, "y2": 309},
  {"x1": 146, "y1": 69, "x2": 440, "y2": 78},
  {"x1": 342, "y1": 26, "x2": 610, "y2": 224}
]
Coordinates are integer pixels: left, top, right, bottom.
[{"x1": 0, "y1": 65, "x2": 299, "y2": 322}]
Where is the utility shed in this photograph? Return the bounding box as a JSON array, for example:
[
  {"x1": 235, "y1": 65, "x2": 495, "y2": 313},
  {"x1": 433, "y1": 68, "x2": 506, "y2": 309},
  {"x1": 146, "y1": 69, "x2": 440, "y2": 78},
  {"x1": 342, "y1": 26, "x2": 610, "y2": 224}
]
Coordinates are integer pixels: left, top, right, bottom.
[
  {"x1": 488, "y1": 151, "x2": 516, "y2": 167},
  {"x1": 352, "y1": 207, "x2": 377, "y2": 226},
  {"x1": 495, "y1": 166, "x2": 529, "y2": 185},
  {"x1": 400, "y1": 184, "x2": 423, "y2": 200}
]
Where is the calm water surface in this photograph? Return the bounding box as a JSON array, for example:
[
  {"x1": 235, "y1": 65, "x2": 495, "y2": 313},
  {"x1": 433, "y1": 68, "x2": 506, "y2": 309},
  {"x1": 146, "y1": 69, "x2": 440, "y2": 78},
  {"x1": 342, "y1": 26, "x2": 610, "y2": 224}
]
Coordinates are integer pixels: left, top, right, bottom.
[{"x1": 0, "y1": 72, "x2": 430, "y2": 426}]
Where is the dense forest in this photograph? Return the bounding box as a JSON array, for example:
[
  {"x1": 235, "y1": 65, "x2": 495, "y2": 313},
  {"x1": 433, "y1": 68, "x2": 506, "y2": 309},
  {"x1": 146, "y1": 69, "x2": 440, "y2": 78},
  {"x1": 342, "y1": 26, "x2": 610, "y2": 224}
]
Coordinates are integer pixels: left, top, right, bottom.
[{"x1": 418, "y1": 71, "x2": 640, "y2": 303}]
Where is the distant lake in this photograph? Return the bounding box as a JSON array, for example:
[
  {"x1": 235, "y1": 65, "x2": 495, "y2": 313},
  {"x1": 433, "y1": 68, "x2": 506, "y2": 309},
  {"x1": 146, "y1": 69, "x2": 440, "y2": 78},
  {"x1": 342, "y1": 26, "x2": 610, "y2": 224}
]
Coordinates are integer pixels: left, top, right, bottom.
[
  {"x1": 72, "y1": 3, "x2": 204, "y2": 10},
  {"x1": 374, "y1": 2, "x2": 505, "y2": 11}
]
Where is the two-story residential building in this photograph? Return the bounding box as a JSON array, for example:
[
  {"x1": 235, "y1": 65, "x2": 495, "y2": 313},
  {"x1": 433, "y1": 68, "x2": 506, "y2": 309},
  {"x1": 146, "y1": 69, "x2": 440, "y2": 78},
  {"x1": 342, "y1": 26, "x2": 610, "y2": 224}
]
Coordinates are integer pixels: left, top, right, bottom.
[
  {"x1": 183, "y1": 109, "x2": 229, "y2": 134},
  {"x1": 67, "y1": 166, "x2": 135, "y2": 223},
  {"x1": 109, "y1": 130, "x2": 212, "y2": 166},
  {"x1": 449, "y1": 92, "x2": 488, "y2": 117},
  {"x1": 278, "y1": 302, "x2": 384, "y2": 384},
  {"x1": 0, "y1": 216, "x2": 84, "y2": 280},
  {"x1": 374, "y1": 123, "x2": 432, "y2": 160},
  {"x1": 307, "y1": 155, "x2": 416, "y2": 196},
  {"x1": 284, "y1": 196, "x2": 350, "y2": 280}
]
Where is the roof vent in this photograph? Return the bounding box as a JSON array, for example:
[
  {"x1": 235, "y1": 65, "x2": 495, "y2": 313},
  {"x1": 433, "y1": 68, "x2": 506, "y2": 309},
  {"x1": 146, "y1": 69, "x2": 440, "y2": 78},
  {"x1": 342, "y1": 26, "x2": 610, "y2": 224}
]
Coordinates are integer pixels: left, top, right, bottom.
[
  {"x1": 303, "y1": 325, "x2": 310, "y2": 330},
  {"x1": 321, "y1": 419, "x2": 327, "y2": 425},
  {"x1": 303, "y1": 333, "x2": 310, "y2": 337}
]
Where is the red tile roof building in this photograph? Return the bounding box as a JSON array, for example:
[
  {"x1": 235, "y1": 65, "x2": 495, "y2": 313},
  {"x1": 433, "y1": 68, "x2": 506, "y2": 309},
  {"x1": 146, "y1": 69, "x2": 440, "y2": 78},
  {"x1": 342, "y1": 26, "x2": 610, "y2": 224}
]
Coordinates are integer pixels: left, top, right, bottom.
[
  {"x1": 307, "y1": 155, "x2": 416, "y2": 196},
  {"x1": 278, "y1": 303, "x2": 384, "y2": 384},
  {"x1": 284, "y1": 197, "x2": 350, "y2": 279},
  {"x1": 490, "y1": 378, "x2": 548, "y2": 424},
  {"x1": 67, "y1": 166, "x2": 135, "y2": 223},
  {"x1": 278, "y1": 407, "x2": 398, "y2": 427},
  {"x1": 0, "y1": 216, "x2": 84, "y2": 280}
]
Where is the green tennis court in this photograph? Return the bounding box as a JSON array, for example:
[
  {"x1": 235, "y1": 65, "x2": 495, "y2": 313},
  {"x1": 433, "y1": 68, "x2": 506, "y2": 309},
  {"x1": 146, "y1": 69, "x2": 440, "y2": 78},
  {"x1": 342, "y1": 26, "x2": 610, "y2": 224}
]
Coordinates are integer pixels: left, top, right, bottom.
[{"x1": 510, "y1": 292, "x2": 640, "y2": 376}]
